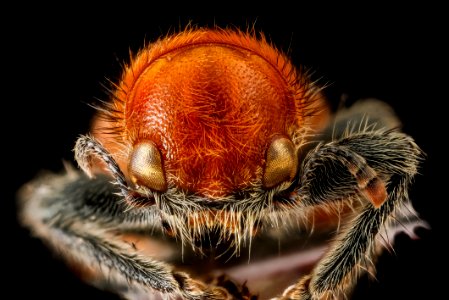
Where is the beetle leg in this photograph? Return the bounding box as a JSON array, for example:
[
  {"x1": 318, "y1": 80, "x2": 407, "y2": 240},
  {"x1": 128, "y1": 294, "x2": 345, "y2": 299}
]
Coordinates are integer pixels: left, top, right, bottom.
[
  {"x1": 18, "y1": 170, "x2": 233, "y2": 299},
  {"x1": 277, "y1": 126, "x2": 422, "y2": 299}
]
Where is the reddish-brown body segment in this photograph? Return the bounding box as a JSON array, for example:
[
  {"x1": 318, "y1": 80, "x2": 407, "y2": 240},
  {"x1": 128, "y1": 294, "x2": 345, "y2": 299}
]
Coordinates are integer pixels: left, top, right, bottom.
[{"x1": 94, "y1": 29, "x2": 327, "y2": 198}]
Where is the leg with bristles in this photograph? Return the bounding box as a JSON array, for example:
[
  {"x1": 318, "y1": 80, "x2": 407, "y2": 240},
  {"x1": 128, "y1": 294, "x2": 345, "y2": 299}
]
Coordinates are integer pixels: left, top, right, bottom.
[
  {"x1": 277, "y1": 128, "x2": 422, "y2": 299},
  {"x1": 18, "y1": 162, "x2": 232, "y2": 300}
]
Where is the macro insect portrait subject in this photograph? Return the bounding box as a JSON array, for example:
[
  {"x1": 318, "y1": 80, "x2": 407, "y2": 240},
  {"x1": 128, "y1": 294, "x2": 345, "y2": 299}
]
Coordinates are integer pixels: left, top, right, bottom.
[{"x1": 18, "y1": 27, "x2": 425, "y2": 299}]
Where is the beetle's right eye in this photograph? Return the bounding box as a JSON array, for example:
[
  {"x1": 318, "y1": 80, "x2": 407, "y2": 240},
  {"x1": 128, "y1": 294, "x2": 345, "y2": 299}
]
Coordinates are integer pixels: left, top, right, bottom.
[
  {"x1": 128, "y1": 141, "x2": 167, "y2": 192},
  {"x1": 262, "y1": 136, "x2": 298, "y2": 189}
]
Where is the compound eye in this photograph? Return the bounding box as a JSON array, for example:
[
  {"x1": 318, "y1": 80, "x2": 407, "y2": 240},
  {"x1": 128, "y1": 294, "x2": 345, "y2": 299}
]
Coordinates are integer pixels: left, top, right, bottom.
[
  {"x1": 263, "y1": 136, "x2": 298, "y2": 189},
  {"x1": 128, "y1": 141, "x2": 167, "y2": 192}
]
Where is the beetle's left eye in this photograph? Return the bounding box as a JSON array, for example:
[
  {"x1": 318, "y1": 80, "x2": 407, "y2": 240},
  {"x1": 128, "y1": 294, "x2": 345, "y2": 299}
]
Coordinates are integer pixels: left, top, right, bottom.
[
  {"x1": 128, "y1": 141, "x2": 167, "y2": 192},
  {"x1": 263, "y1": 136, "x2": 298, "y2": 189}
]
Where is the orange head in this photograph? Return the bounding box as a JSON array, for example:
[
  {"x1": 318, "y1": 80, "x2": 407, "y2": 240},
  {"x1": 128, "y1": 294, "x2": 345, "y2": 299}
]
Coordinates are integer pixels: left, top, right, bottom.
[{"x1": 93, "y1": 28, "x2": 327, "y2": 199}]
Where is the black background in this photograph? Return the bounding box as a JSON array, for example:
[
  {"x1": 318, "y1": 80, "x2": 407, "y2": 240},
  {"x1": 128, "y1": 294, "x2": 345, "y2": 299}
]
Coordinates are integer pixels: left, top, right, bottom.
[{"x1": 4, "y1": 12, "x2": 444, "y2": 299}]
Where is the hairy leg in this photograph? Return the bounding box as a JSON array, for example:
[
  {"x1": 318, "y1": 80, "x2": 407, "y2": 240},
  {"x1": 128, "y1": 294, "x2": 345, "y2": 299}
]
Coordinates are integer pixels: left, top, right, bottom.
[
  {"x1": 18, "y1": 171, "x2": 231, "y2": 299},
  {"x1": 277, "y1": 103, "x2": 423, "y2": 299}
]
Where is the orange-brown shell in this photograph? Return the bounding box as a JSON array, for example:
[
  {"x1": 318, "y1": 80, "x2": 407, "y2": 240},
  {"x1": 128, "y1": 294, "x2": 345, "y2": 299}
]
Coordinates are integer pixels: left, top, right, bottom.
[{"x1": 93, "y1": 28, "x2": 327, "y2": 198}]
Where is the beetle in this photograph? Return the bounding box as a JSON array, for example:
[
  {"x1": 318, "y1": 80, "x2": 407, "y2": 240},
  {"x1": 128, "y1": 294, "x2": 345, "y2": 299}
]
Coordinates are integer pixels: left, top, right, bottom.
[{"x1": 18, "y1": 27, "x2": 425, "y2": 299}]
